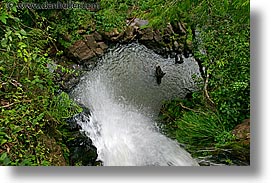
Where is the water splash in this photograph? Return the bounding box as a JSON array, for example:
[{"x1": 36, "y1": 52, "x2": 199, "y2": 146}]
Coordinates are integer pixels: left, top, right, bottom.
[{"x1": 72, "y1": 43, "x2": 200, "y2": 166}]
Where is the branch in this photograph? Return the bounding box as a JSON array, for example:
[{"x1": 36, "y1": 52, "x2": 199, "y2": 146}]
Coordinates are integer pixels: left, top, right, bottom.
[
  {"x1": 0, "y1": 48, "x2": 16, "y2": 54},
  {"x1": 204, "y1": 73, "x2": 215, "y2": 106},
  {"x1": 0, "y1": 99, "x2": 31, "y2": 108},
  {"x1": 179, "y1": 103, "x2": 201, "y2": 113}
]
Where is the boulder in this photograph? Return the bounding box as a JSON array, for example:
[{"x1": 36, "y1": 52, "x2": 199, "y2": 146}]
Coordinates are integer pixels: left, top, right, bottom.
[
  {"x1": 84, "y1": 35, "x2": 98, "y2": 50},
  {"x1": 104, "y1": 28, "x2": 122, "y2": 41},
  {"x1": 95, "y1": 47, "x2": 104, "y2": 56},
  {"x1": 173, "y1": 40, "x2": 179, "y2": 50},
  {"x1": 165, "y1": 23, "x2": 175, "y2": 35},
  {"x1": 153, "y1": 29, "x2": 162, "y2": 43},
  {"x1": 123, "y1": 26, "x2": 136, "y2": 42},
  {"x1": 139, "y1": 28, "x2": 154, "y2": 41},
  {"x1": 232, "y1": 118, "x2": 250, "y2": 145},
  {"x1": 171, "y1": 22, "x2": 187, "y2": 35},
  {"x1": 68, "y1": 40, "x2": 96, "y2": 62},
  {"x1": 175, "y1": 54, "x2": 184, "y2": 64},
  {"x1": 178, "y1": 22, "x2": 187, "y2": 34},
  {"x1": 93, "y1": 31, "x2": 103, "y2": 41},
  {"x1": 97, "y1": 42, "x2": 108, "y2": 50},
  {"x1": 129, "y1": 18, "x2": 149, "y2": 28}
]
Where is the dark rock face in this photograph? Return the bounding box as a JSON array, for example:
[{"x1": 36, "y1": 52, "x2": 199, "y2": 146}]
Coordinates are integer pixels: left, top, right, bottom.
[
  {"x1": 155, "y1": 66, "x2": 166, "y2": 85},
  {"x1": 65, "y1": 106, "x2": 99, "y2": 166},
  {"x1": 175, "y1": 54, "x2": 184, "y2": 64}
]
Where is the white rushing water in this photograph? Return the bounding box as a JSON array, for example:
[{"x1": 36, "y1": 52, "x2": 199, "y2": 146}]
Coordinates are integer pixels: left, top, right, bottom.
[{"x1": 72, "y1": 43, "x2": 201, "y2": 166}]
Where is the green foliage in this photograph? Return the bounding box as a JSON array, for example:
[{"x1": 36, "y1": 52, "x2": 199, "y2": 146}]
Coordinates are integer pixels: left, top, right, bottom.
[
  {"x1": 0, "y1": 5, "x2": 81, "y2": 166},
  {"x1": 159, "y1": 0, "x2": 249, "y2": 164},
  {"x1": 94, "y1": 0, "x2": 130, "y2": 31},
  {"x1": 0, "y1": 0, "x2": 250, "y2": 165},
  {"x1": 192, "y1": 0, "x2": 250, "y2": 129},
  {"x1": 175, "y1": 111, "x2": 225, "y2": 147},
  {"x1": 159, "y1": 100, "x2": 235, "y2": 149},
  {"x1": 94, "y1": 0, "x2": 195, "y2": 30},
  {"x1": 48, "y1": 92, "x2": 83, "y2": 123}
]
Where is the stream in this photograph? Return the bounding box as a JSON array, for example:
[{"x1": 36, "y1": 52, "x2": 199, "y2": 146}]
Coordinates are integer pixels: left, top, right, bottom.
[{"x1": 71, "y1": 43, "x2": 201, "y2": 166}]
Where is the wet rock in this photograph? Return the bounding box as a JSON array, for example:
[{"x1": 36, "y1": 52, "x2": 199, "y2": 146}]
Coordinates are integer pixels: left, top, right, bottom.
[
  {"x1": 95, "y1": 47, "x2": 104, "y2": 56},
  {"x1": 93, "y1": 31, "x2": 103, "y2": 41},
  {"x1": 68, "y1": 40, "x2": 96, "y2": 62},
  {"x1": 66, "y1": 108, "x2": 98, "y2": 166},
  {"x1": 170, "y1": 52, "x2": 176, "y2": 58},
  {"x1": 85, "y1": 35, "x2": 98, "y2": 50},
  {"x1": 172, "y1": 22, "x2": 187, "y2": 35},
  {"x1": 175, "y1": 54, "x2": 184, "y2": 64},
  {"x1": 165, "y1": 23, "x2": 175, "y2": 35},
  {"x1": 69, "y1": 135, "x2": 98, "y2": 166},
  {"x1": 155, "y1": 66, "x2": 166, "y2": 85},
  {"x1": 84, "y1": 34, "x2": 95, "y2": 42},
  {"x1": 61, "y1": 74, "x2": 80, "y2": 92},
  {"x1": 123, "y1": 26, "x2": 136, "y2": 42},
  {"x1": 104, "y1": 28, "x2": 123, "y2": 41},
  {"x1": 153, "y1": 29, "x2": 162, "y2": 43},
  {"x1": 110, "y1": 32, "x2": 124, "y2": 42},
  {"x1": 178, "y1": 22, "x2": 187, "y2": 34},
  {"x1": 163, "y1": 34, "x2": 171, "y2": 44},
  {"x1": 140, "y1": 28, "x2": 154, "y2": 41},
  {"x1": 173, "y1": 40, "x2": 179, "y2": 50},
  {"x1": 97, "y1": 42, "x2": 108, "y2": 50}
]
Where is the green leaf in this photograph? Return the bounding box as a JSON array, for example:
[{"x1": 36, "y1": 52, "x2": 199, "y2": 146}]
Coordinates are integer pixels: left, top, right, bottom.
[
  {"x1": 0, "y1": 14, "x2": 8, "y2": 24},
  {"x1": 0, "y1": 152, "x2": 8, "y2": 161},
  {"x1": 18, "y1": 42, "x2": 27, "y2": 49},
  {"x1": 1, "y1": 38, "x2": 8, "y2": 48},
  {"x1": 0, "y1": 139, "x2": 7, "y2": 145},
  {"x1": 12, "y1": 6, "x2": 17, "y2": 13},
  {"x1": 20, "y1": 29, "x2": 27, "y2": 36},
  {"x1": 12, "y1": 125, "x2": 23, "y2": 133}
]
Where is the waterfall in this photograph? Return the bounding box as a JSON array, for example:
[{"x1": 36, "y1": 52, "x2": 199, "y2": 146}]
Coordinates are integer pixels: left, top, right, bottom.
[{"x1": 71, "y1": 43, "x2": 200, "y2": 166}]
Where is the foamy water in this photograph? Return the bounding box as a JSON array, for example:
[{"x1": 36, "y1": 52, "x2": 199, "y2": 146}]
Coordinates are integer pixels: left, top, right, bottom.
[{"x1": 71, "y1": 43, "x2": 200, "y2": 166}]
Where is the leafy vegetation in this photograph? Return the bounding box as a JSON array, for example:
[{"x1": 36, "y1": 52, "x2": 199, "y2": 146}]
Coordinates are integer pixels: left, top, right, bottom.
[
  {"x1": 0, "y1": 1, "x2": 82, "y2": 165},
  {"x1": 159, "y1": 0, "x2": 250, "y2": 164},
  {"x1": 1, "y1": 0, "x2": 250, "y2": 165}
]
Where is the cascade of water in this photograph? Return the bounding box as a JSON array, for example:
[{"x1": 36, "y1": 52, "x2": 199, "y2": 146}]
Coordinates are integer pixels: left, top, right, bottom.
[{"x1": 72, "y1": 43, "x2": 200, "y2": 166}]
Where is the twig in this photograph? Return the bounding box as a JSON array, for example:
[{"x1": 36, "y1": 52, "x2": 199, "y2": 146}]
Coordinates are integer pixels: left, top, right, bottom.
[
  {"x1": 0, "y1": 48, "x2": 16, "y2": 54},
  {"x1": 179, "y1": 103, "x2": 206, "y2": 115},
  {"x1": 1, "y1": 102, "x2": 16, "y2": 108},
  {"x1": 204, "y1": 73, "x2": 215, "y2": 105},
  {"x1": 196, "y1": 148, "x2": 232, "y2": 153},
  {"x1": 0, "y1": 99, "x2": 32, "y2": 108}
]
